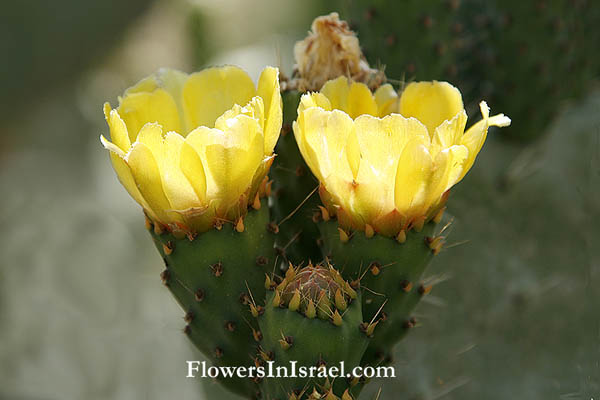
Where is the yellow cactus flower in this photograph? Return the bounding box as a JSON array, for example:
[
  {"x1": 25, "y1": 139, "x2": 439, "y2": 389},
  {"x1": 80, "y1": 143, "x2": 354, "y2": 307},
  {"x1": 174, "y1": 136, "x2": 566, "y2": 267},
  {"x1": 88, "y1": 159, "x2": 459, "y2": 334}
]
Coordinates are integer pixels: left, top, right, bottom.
[
  {"x1": 101, "y1": 66, "x2": 282, "y2": 234},
  {"x1": 293, "y1": 76, "x2": 510, "y2": 236}
]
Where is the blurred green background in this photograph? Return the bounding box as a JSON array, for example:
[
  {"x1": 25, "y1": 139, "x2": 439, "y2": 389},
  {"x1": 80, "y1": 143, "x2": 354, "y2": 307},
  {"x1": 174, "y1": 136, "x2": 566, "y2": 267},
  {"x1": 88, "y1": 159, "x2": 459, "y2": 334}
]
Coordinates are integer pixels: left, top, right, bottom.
[{"x1": 0, "y1": 1, "x2": 598, "y2": 399}]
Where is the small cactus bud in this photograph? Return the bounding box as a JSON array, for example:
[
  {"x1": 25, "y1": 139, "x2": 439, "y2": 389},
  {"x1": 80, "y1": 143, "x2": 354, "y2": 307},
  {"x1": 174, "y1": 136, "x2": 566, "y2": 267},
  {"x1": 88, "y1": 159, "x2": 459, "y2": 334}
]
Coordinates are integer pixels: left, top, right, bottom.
[
  {"x1": 332, "y1": 310, "x2": 343, "y2": 326},
  {"x1": 305, "y1": 299, "x2": 317, "y2": 319},
  {"x1": 369, "y1": 261, "x2": 381, "y2": 276},
  {"x1": 259, "y1": 348, "x2": 272, "y2": 362},
  {"x1": 252, "y1": 328, "x2": 263, "y2": 342},
  {"x1": 162, "y1": 241, "x2": 174, "y2": 255},
  {"x1": 252, "y1": 193, "x2": 261, "y2": 210},
  {"x1": 272, "y1": 290, "x2": 282, "y2": 308},
  {"x1": 289, "y1": 289, "x2": 301, "y2": 311},
  {"x1": 400, "y1": 280, "x2": 413, "y2": 292},
  {"x1": 338, "y1": 228, "x2": 350, "y2": 243},
  {"x1": 276, "y1": 277, "x2": 289, "y2": 292},
  {"x1": 265, "y1": 274, "x2": 273, "y2": 290},
  {"x1": 279, "y1": 335, "x2": 293, "y2": 350},
  {"x1": 335, "y1": 289, "x2": 347, "y2": 311},
  {"x1": 364, "y1": 223, "x2": 375, "y2": 238},
  {"x1": 250, "y1": 303, "x2": 260, "y2": 317},
  {"x1": 317, "y1": 290, "x2": 331, "y2": 320},
  {"x1": 342, "y1": 389, "x2": 353, "y2": 400},
  {"x1": 344, "y1": 282, "x2": 358, "y2": 299},
  {"x1": 418, "y1": 284, "x2": 432, "y2": 295},
  {"x1": 309, "y1": 388, "x2": 322, "y2": 399},
  {"x1": 318, "y1": 206, "x2": 330, "y2": 221},
  {"x1": 235, "y1": 217, "x2": 245, "y2": 233},
  {"x1": 366, "y1": 320, "x2": 379, "y2": 337},
  {"x1": 427, "y1": 236, "x2": 445, "y2": 255},
  {"x1": 396, "y1": 230, "x2": 407, "y2": 243},
  {"x1": 285, "y1": 264, "x2": 296, "y2": 280},
  {"x1": 413, "y1": 217, "x2": 425, "y2": 232},
  {"x1": 325, "y1": 390, "x2": 339, "y2": 400}
]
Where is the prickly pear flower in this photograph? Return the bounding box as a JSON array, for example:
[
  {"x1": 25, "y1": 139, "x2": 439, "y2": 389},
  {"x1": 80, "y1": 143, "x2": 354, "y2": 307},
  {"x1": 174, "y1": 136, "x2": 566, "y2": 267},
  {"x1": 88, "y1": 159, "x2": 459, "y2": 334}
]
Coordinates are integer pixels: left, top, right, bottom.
[
  {"x1": 101, "y1": 66, "x2": 282, "y2": 234},
  {"x1": 293, "y1": 76, "x2": 511, "y2": 236}
]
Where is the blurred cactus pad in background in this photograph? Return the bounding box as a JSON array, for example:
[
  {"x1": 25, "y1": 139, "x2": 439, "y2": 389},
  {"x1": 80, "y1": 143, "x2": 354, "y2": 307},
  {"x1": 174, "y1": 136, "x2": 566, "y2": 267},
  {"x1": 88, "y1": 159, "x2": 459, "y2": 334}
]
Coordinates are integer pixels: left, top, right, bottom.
[
  {"x1": 0, "y1": 1, "x2": 598, "y2": 400},
  {"x1": 339, "y1": 0, "x2": 600, "y2": 141}
]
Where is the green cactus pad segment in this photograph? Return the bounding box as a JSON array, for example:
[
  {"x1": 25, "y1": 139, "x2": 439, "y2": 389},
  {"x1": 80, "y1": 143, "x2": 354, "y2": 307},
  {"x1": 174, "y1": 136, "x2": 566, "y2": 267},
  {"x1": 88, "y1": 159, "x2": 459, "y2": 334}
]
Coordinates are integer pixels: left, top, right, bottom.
[
  {"x1": 318, "y1": 220, "x2": 437, "y2": 367},
  {"x1": 270, "y1": 89, "x2": 322, "y2": 265},
  {"x1": 150, "y1": 207, "x2": 273, "y2": 399},
  {"x1": 258, "y1": 265, "x2": 368, "y2": 399}
]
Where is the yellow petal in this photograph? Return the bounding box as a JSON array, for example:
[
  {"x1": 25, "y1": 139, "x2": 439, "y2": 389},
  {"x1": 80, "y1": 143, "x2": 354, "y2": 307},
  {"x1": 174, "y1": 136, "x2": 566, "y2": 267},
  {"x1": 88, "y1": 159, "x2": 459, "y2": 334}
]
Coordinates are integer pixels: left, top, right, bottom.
[
  {"x1": 103, "y1": 103, "x2": 131, "y2": 152},
  {"x1": 257, "y1": 66, "x2": 282, "y2": 155},
  {"x1": 427, "y1": 145, "x2": 468, "y2": 205},
  {"x1": 160, "y1": 132, "x2": 201, "y2": 211},
  {"x1": 399, "y1": 81, "x2": 464, "y2": 136},
  {"x1": 100, "y1": 134, "x2": 125, "y2": 158},
  {"x1": 353, "y1": 114, "x2": 429, "y2": 220},
  {"x1": 186, "y1": 116, "x2": 263, "y2": 211},
  {"x1": 355, "y1": 114, "x2": 429, "y2": 185},
  {"x1": 301, "y1": 108, "x2": 355, "y2": 182},
  {"x1": 127, "y1": 142, "x2": 173, "y2": 223},
  {"x1": 118, "y1": 89, "x2": 181, "y2": 142},
  {"x1": 298, "y1": 92, "x2": 332, "y2": 114},
  {"x1": 352, "y1": 165, "x2": 388, "y2": 226},
  {"x1": 217, "y1": 98, "x2": 265, "y2": 136},
  {"x1": 180, "y1": 141, "x2": 207, "y2": 203},
  {"x1": 136, "y1": 122, "x2": 164, "y2": 159},
  {"x1": 320, "y1": 76, "x2": 350, "y2": 112},
  {"x1": 458, "y1": 101, "x2": 511, "y2": 181},
  {"x1": 101, "y1": 135, "x2": 157, "y2": 219},
  {"x1": 183, "y1": 65, "x2": 256, "y2": 130},
  {"x1": 374, "y1": 84, "x2": 399, "y2": 117},
  {"x1": 320, "y1": 77, "x2": 377, "y2": 119},
  {"x1": 292, "y1": 118, "x2": 323, "y2": 182},
  {"x1": 346, "y1": 128, "x2": 360, "y2": 180},
  {"x1": 394, "y1": 139, "x2": 433, "y2": 216},
  {"x1": 348, "y1": 81, "x2": 378, "y2": 119},
  {"x1": 431, "y1": 110, "x2": 468, "y2": 157}
]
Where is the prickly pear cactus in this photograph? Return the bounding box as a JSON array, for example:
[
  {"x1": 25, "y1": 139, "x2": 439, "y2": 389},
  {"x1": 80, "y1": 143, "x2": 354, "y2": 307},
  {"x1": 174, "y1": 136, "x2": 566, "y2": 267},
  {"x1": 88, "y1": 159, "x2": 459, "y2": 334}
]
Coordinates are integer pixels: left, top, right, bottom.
[
  {"x1": 342, "y1": 0, "x2": 599, "y2": 141},
  {"x1": 149, "y1": 207, "x2": 274, "y2": 398},
  {"x1": 258, "y1": 264, "x2": 368, "y2": 399}
]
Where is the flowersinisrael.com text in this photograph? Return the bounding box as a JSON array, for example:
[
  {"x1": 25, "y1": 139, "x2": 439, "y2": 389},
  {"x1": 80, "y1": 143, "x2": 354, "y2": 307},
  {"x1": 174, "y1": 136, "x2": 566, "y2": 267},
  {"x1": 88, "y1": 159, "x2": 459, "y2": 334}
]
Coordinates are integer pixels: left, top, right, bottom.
[{"x1": 186, "y1": 361, "x2": 395, "y2": 380}]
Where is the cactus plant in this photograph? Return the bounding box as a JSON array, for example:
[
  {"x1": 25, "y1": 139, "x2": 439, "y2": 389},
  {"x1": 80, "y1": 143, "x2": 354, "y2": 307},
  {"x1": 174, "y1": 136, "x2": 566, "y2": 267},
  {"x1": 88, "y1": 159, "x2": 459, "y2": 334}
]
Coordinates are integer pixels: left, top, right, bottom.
[
  {"x1": 341, "y1": 0, "x2": 599, "y2": 141},
  {"x1": 100, "y1": 12, "x2": 516, "y2": 400}
]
